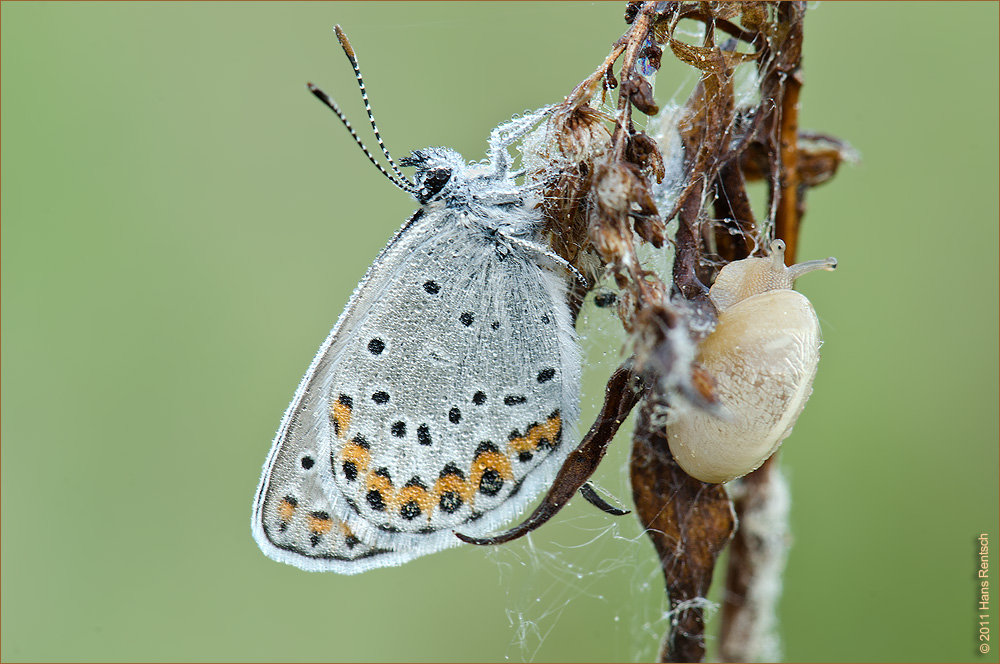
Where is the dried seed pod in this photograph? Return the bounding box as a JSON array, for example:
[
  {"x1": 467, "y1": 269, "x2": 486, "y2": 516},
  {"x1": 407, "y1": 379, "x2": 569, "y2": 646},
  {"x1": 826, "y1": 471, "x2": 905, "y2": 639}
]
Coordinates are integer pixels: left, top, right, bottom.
[{"x1": 667, "y1": 240, "x2": 837, "y2": 483}]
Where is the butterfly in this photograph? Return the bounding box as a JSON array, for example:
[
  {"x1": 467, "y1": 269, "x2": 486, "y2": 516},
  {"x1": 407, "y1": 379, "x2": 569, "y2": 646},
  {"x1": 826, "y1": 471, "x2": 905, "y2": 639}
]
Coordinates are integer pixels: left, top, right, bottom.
[{"x1": 251, "y1": 27, "x2": 583, "y2": 573}]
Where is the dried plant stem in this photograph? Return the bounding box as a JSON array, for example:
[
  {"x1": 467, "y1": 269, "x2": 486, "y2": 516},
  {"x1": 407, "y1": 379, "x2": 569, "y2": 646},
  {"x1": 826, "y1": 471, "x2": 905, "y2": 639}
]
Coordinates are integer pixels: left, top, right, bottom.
[
  {"x1": 719, "y1": 5, "x2": 804, "y2": 660},
  {"x1": 494, "y1": 3, "x2": 848, "y2": 660},
  {"x1": 631, "y1": 408, "x2": 735, "y2": 662}
]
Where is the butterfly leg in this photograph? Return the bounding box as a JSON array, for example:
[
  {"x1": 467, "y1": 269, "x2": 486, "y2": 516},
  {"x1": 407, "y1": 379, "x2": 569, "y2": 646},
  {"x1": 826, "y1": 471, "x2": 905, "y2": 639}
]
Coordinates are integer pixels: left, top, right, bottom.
[
  {"x1": 487, "y1": 106, "x2": 553, "y2": 177},
  {"x1": 499, "y1": 231, "x2": 589, "y2": 287}
]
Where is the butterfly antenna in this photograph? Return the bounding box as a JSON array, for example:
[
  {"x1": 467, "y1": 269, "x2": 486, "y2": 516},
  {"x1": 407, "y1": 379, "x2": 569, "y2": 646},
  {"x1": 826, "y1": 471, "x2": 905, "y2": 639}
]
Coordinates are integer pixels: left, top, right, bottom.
[
  {"x1": 307, "y1": 28, "x2": 415, "y2": 194},
  {"x1": 306, "y1": 83, "x2": 412, "y2": 193},
  {"x1": 335, "y1": 26, "x2": 413, "y2": 186}
]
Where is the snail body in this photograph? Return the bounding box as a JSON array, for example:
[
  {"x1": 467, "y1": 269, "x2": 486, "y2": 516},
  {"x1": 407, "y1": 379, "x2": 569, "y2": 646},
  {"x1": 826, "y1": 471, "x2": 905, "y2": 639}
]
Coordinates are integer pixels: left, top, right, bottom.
[{"x1": 667, "y1": 240, "x2": 837, "y2": 483}]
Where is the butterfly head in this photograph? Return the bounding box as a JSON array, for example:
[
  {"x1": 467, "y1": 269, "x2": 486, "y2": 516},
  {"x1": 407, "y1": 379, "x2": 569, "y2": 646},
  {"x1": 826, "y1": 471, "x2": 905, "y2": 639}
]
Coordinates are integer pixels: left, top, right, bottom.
[{"x1": 399, "y1": 148, "x2": 467, "y2": 204}]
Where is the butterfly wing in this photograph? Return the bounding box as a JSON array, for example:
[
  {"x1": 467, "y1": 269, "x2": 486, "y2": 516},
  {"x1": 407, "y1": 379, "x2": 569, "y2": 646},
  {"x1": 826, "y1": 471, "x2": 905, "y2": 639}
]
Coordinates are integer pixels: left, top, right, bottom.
[
  {"x1": 252, "y1": 211, "x2": 443, "y2": 572},
  {"x1": 253, "y1": 208, "x2": 581, "y2": 572}
]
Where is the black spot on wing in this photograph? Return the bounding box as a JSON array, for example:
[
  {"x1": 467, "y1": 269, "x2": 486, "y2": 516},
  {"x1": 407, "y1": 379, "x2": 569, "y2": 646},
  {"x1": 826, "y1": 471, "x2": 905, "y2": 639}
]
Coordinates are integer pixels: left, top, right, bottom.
[
  {"x1": 367, "y1": 490, "x2": 386, "y2": 511},
  {"x1": 439, "y1": 492, "x2": 462, "y2": 513}
]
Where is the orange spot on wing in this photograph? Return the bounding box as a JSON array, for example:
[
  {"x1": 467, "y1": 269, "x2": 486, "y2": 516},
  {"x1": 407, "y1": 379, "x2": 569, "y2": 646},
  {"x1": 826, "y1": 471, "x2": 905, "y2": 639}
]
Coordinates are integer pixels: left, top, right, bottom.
[
  {"x1": 330, "y1": 398, "x2": 352, "y2": 438},
  {"x1": 470, "y1": 451, "x2": 514, "y2": 491},
  {"x1": 366, "y1": 473, "x2": 396, "y2": 508},
  {"x1": 507, "y1": 412, "x2": 562, "y2": 454},
  {"x1": 278, "y1": 498, "x2": 296, "y2": 522},
  {"x1": 343, "y1": 442, "x2": 370, "y2": 475},
  {"x1": 396, "y1": 484, "x2": 435, "y2": 519},
  {"x1": 306, "y1": 512, "x2": 333, "y2": 534},
  {"x1": 433, "y1": 473, "x2": 474, "y2": 503}
]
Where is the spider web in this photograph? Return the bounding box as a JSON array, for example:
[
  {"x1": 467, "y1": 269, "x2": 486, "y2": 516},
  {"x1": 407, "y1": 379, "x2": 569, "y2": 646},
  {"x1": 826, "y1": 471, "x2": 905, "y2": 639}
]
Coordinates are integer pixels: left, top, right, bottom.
[{"x1": 470, "y1": 305, "x2": 707, "y2": 663}]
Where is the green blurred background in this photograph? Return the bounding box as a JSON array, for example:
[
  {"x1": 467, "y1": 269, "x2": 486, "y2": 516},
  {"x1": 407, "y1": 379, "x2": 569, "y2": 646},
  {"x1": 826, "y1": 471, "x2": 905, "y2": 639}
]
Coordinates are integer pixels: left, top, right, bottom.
[{"x1": 2, "y1": 2, "x2": 997, "y2": 662}]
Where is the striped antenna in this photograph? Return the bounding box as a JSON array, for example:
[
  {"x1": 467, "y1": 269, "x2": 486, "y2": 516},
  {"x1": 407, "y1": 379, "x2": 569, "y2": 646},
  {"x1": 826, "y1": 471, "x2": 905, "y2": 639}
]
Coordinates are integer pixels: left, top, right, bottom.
[
  {"x1": 307, "y1": 26, "x2": 415, "y2": 194},
  {"x1": 307, "y1": 83, "x2": 413, "y2": 193},
  {"x1": 333, "y1": 26, "x2": 411, "y2": 185}
]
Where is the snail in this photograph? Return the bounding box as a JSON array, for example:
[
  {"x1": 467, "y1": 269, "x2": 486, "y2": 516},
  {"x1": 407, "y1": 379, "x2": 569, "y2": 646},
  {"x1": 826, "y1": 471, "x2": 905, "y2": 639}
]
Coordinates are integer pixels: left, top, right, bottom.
[{"x1": 667, "y1": 240, "x2": 837, "y2": 483}]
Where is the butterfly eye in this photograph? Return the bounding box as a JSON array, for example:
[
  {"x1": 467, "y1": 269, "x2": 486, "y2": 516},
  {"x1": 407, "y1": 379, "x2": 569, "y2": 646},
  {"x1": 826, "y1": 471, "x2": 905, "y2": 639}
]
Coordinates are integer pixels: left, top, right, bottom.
[{"x1": 416, "y1": 167, "x2": 452, "y2": 202}]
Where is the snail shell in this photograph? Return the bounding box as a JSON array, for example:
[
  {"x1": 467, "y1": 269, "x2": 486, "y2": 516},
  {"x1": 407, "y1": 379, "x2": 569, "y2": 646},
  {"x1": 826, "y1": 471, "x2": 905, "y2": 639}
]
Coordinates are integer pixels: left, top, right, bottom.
[{"x1": 667, "y1": 240, "x2": 837, "y2": 483}]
